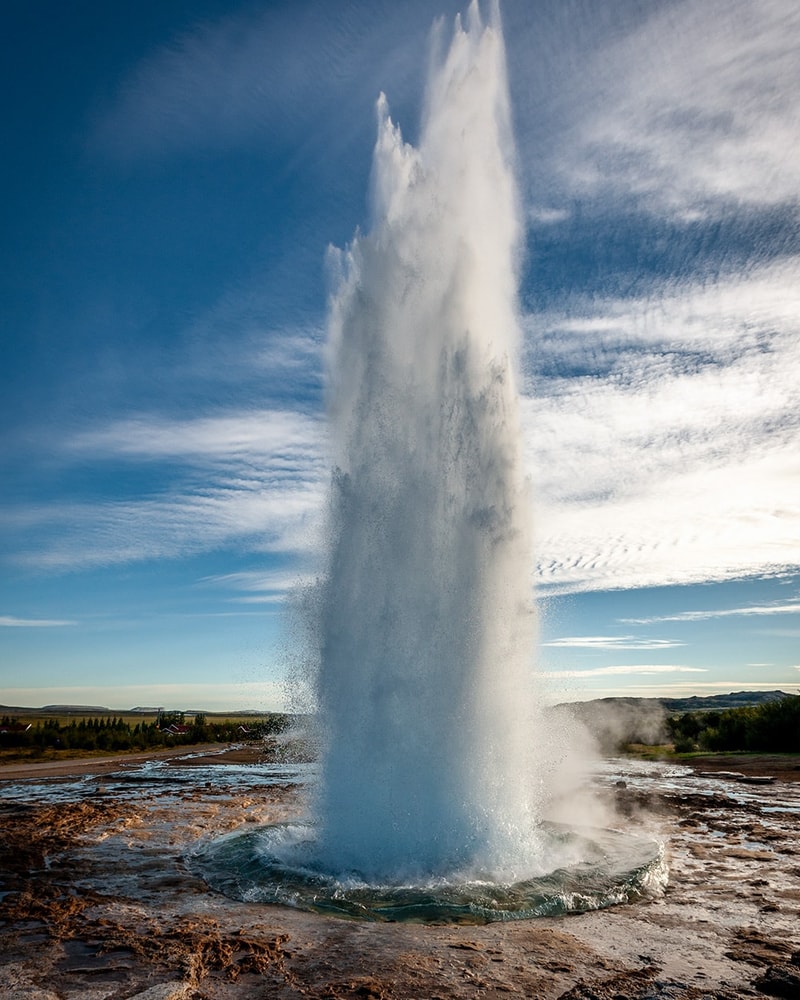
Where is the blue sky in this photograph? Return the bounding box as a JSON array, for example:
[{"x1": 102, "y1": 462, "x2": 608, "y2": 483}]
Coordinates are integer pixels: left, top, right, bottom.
[{"x1": 2, "y1": 0, "x2": 799, "y2": 711}]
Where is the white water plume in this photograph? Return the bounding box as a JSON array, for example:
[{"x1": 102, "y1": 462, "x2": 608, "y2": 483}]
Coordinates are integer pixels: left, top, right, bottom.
[{"x1": 313, "y1": 2, "x2": 543, "y2": 881}]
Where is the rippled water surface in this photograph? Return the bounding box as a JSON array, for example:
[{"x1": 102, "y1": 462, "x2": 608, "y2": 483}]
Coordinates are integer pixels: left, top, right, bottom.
[
  {"x1": 189, "y1": 819, "x2": 666, "y2": 923},
  {"x1": 0, "y1": 749, "x2": 315, "y2": 805}
]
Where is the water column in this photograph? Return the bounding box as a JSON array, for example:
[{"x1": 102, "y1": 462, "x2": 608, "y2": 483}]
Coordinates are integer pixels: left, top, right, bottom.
[{"x1": 315, "y1": 2, "x2": 540, "y2": 881}]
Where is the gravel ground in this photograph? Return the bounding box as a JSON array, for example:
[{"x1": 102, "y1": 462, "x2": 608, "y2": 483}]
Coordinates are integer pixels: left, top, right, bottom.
[{"x1": 1, "y1": 752, "x2": 799, "y2": 999}]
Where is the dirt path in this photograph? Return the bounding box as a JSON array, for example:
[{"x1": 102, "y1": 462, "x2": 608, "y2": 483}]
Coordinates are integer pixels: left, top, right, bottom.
[
  {"x1": 680, "y1": 752, "x2": 800, "y2": 782},
  {"x1": 0, "y1": 743, "x2": 240, "y2": 780}
]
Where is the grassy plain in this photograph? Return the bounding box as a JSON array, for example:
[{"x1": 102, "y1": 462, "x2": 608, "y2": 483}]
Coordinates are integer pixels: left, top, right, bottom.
[
  {"x1": 0, "y1": 709, "x2": 279, "y2": 767},
  {"x1": 2, "y1": 708, "x2": 267, "y2": 726}
]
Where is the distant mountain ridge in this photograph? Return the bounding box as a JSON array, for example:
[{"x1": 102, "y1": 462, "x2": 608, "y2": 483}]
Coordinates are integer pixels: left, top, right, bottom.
[
  {"x1": 2, "y1": 690, "x2": 794, "y2": 719},
  {"x1": 571, "y1": 689, "x2": 793, "y2": 713},
  {"x1": 660, "y1": 690, "x2": 793, "y2": 712},
  {"x1": 40, "y1": 704, "x2": 111, "y2": 713},
  {"x1": 561, "y1": 690, "x2": 796, "y2": 753},
  {"x1": 0, "y1": 703, "x2": 274, "y2": 716}
]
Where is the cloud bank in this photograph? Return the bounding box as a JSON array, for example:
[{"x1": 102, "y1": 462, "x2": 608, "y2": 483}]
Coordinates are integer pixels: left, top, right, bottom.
[
  {"x1": 550, "y1": 0, "x2": 800, "y2": 213},
  {"x1": 526, "y1": 260, "x2": 800, "y2": 594},
  {"x1": 9, "y1": 409, "x2": 327, "y2": 572}
]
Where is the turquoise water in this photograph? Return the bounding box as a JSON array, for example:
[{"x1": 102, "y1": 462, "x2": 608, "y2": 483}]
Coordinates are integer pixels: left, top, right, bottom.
[{"x1": 189, "y1": 820, "x2": 666, "y2": 924}]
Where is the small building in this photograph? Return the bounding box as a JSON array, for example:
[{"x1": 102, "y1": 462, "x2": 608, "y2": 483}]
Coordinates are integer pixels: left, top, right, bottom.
[
  {"x1": 161, "y1": 723, "x2": 191, "y2": 736},
  {"x1": 0, "y1": 722, "x2": 32, "y2": 735}
]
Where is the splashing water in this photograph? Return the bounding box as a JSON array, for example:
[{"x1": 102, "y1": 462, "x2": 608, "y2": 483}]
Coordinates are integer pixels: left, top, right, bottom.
[
  {"x1": 195, "y1": 3, "x2": 665, "y2": 919},
  {"x1": 316, "y1": 1, "x2": 539, "y2": 882}
]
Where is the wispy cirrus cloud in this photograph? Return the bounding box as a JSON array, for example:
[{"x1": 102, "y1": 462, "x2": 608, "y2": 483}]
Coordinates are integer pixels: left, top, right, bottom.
[
  {"x1": 8, "y1": 3, "x2": 800, "y2": 603},
  {"x1": 621, "y1": 600, "x2": 800, "y2": 626},
  {"x1": 546, "y1": 664, "x2": 706, "y2": 679},
  {"x1": 7, "y1": 408, "x2": 327, "y2": 572},
  {"x1": 9, "y1": 251, "x2": 800, "y2": 593},
  {"x1": 200, "y1": 569, "x2": 317, "y2": 605},
  {"x1": 542, "y1": 636, "x2": 684, "y2": 651},
  {"x1": 0, "y1": 616, "x2": 76, "y2": 627},
  {"x1": 89, "y1": 1, "x2": 430, "y2": 162},
  {"x1": 555, "y1": 0, "x2": 800, "y2": 213},
  {"x1": 524, "y1": 259, "x2": 800, "y2": 595},
  {"x1": 12, "y1": 484, "x2": 324, "y2": 572},
  {"x1": 91, "y1": 5, "x2": 335, "y2": 158},
  {"x1": 174, "y1": 280, "x2": 325, "y2": 395},
  {"x1": 13, "y1": 252, "x2": 800, "y2": 592},
  {"x1": 68, "y1": 408, "x2": 325, "y2": 465}
]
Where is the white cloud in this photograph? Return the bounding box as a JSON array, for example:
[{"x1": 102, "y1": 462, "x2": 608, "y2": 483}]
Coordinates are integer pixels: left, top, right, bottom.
[
  {"x1": 69, "y1": 408, "x2": 325, "y2": 466},
  {"x1": 542, "y1": 636, "x2": 684, "y2": 650},
  {"x1": 89, "y1": 2, "x2": 431, "y2": 162},
  {"x1": 557, "y1": 0, "x2": 800, "y2": 211},
  {"x1": 14, "y1": 485, "x2": 324, "y2": 572},
  {"x1": 92, "y1": 6, "x2": 324, "y2": 157},
  {"x1": 0, "y1": 616, "x2": 76, "y2": 628},
  {"x1": 200, "y1": 569, "x2": 318, "y2": 604},
  {"x1": 7, "y1": 408, "x2": 328, "y2": 571},
  {"x1": 524, "y1": 260, "x2": 800, "y2": 594},
  {"x1": 176, "y1": 280, "x2": 325, "y2": 389},
  {"x1": 11, "y1": 249, "x2": 800, "y2": 593},
  {"x1": 528, "y1": 206, "x2": 570, "y2": 225},
  {"x1": 622, "y1": 601, "x2": 800, "y2": 626},
  {"x1": 545, "y1": 664, "x2": 706, "y2": 679}
]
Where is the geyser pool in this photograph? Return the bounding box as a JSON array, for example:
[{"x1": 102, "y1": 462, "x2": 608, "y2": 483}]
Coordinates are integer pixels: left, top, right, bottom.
[
  {"x1": 198, "y1": 3, "x2": 665, "y2": 919},
  {"x1": 190, "y1": 821, "x2": 666, "y2": 924}
]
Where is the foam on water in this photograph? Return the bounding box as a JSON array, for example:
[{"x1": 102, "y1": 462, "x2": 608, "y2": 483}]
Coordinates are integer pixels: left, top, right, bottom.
[{"x1": 190, "y1": 822, "x2": 667, "y2": 923}]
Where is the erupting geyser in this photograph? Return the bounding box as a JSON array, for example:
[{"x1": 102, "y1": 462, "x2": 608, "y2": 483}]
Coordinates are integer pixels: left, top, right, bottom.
[
  {"x1": 193, "y1": 2, "x2": 666, "y2": 921},
  {"x1": 316, "y1": 0, "x2": 538, "y2": 882}
]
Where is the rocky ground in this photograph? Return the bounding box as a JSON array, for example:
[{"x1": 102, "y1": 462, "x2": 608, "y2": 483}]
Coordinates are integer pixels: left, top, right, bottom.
[{"x1": 1, "y1": 750, "x2": 800, "y2": 999}]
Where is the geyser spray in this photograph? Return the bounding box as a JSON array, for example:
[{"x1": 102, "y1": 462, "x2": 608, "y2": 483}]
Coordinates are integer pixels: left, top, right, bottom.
[{"x1": 315, "y1": 2, "x2": 541, "y2": 880}]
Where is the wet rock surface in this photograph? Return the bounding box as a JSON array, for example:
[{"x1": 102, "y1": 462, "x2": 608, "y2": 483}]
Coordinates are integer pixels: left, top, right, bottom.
[{"x1": 1, "y1": 752, "x2": 799, "y2": 998}]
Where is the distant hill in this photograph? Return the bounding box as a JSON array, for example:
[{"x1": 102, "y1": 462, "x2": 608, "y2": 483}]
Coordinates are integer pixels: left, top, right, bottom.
[
  {"x1": 40, "y1": 704, "x2": 112, "y2": 713},
  {"x1": 0, "y1": 703, "x2": 276, "y2": 717},
  {"x1": 560, "y1": 690, "x2": 795, "y2": 752},
  {"x1": 0, "y1": 703, "x2": 113, "y2": 715},
  {"x1": 567, "y1": 690, "x2": 792, "y2": 714},
  {"x1": 659, "y1": 690, "x2": 792, "y2": 713}
]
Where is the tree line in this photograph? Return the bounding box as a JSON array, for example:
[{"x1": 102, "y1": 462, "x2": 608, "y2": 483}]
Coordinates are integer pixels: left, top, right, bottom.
[
  {"x1": 667, "y1": 694, "x2": 800, "y2": 753},
  {"x1": 0, "y1": 712, "x2": 289, "y2": 753}
]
